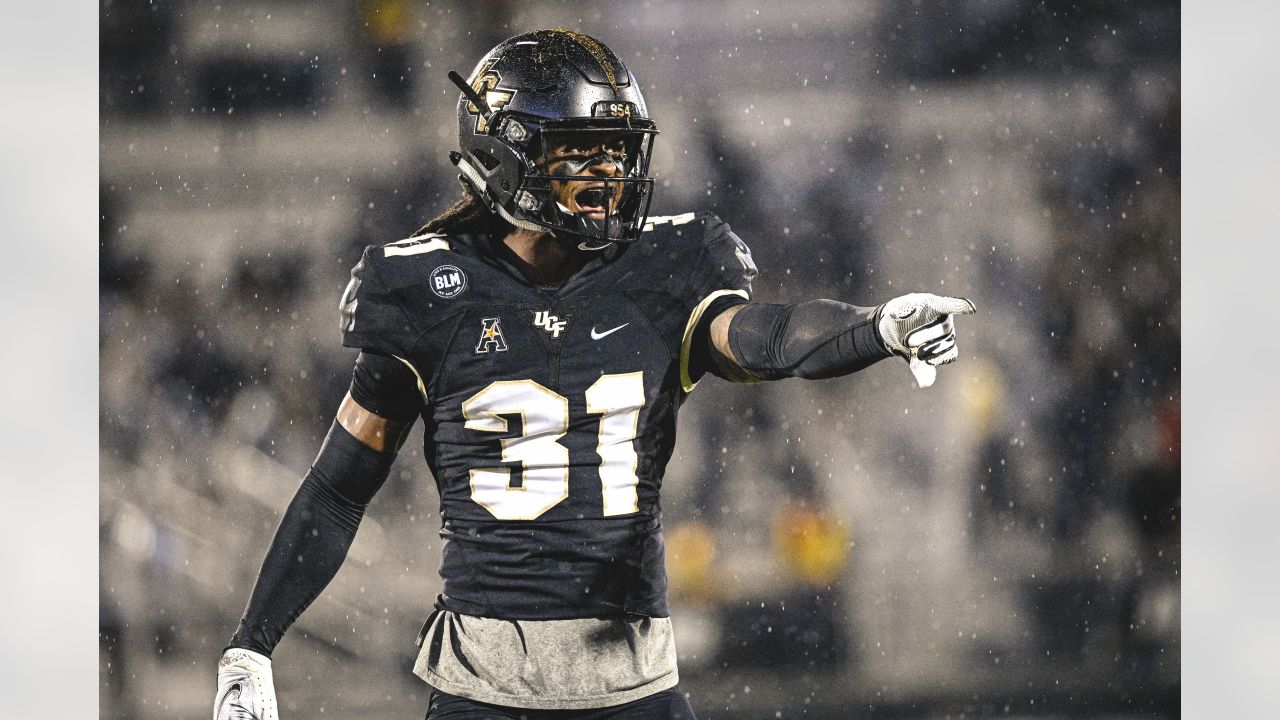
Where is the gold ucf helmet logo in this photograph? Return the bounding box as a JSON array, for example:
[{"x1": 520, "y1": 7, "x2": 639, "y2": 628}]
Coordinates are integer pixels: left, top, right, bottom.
[{"x1": 465, "y1": 60, "x2": 516, "y2": 134}]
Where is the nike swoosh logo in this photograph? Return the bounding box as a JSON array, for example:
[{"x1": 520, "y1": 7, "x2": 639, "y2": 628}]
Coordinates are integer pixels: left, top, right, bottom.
[{"x1": 590, "y1": 323, "x2": 629, "y2": 340}]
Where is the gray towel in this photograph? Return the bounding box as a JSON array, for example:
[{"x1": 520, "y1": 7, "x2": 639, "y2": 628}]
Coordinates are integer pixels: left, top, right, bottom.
[{"x1": 414, "y1": 611, "x2": 679, "y2": 710}]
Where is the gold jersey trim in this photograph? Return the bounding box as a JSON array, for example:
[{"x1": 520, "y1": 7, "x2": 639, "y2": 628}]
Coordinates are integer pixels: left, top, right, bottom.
[
  {"x1": 385, "y1": 236, "x2": 451, "y2": 257},
  {"x1": 679, "y1": 288, "x2": 750, "y2": 393},
  {"x1": 393, "y1": 354, "x2": 429, "y2": 404}
]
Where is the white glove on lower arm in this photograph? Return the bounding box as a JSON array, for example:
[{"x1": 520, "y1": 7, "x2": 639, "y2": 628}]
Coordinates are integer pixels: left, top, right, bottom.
[
  {"x1": 214, "y1": 648, "x2": 279, "y2": 720},
  {"x1": 877, "y1": 292, "x2": 977, "y2": 388}
]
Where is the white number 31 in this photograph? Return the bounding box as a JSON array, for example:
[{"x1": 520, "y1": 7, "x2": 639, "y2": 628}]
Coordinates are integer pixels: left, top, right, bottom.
[{"x1": 461, "y1": 373, "x2": 645, "y2": 520}]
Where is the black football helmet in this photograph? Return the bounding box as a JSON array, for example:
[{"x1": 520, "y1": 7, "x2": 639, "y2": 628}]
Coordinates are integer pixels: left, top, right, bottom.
[{"x1": 448, "y1": 29, "x2": 658, "y2": 249}]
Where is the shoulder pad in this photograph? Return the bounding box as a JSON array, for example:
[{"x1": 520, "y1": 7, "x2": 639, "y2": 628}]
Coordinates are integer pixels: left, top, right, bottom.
[
  {"x1": 688, "y1": 212, "x2": 757, "y2": 302},
  {"x1": 664, "y1": 212, "x2": 757, "y2": 392},
  {"x1": 339, "y1": 244, "x2": 422, "y2": 356}
]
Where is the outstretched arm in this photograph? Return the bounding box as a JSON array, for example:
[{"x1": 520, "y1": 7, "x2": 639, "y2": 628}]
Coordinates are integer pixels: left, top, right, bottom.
[
  {"x1": 706, "y1": 293, "x2": 976, "y2": 387},
  {"x1": 214, "y1": 351, "x2": 421, "y2": 720}
]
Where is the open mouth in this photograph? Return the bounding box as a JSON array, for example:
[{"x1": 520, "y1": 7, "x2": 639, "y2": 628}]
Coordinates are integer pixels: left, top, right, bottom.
[{"x1": 574, "y1": 187, "x2": 610, "y2": 217}]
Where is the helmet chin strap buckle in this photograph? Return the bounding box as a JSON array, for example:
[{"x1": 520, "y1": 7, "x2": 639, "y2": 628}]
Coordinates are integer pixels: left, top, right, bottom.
[
  {"x1": 570, "y1": 209, "x2": 623, "y2": 249},
  {"x1": 494, "y1": 202, "x2": 547, "y2": 234},
  {"x1": 548, "y1": 195, "x2": 618, "y2": 244}
]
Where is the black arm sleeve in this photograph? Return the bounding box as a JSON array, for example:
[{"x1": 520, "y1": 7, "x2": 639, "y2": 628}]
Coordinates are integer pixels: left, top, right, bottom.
[
  {"x1": 227, "y1": 419, "x2": 401, "y2": 656},
  {"x1": 726, "y1": 299, "x2": 893, "y2": 380}
]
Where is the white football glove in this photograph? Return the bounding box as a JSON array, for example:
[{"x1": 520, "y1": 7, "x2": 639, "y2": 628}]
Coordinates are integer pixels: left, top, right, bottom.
[
  {"x1": 877, "y1": 293, "x2": 977, "y2": 388},
  {"x1": 214, "y1": 648, "x2": 279, "y2": 720}
]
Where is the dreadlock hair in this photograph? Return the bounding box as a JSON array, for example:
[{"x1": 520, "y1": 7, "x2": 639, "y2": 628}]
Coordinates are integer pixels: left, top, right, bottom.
[{"x1": 411, "y1": 191, "x2": 514, "y2": 238}]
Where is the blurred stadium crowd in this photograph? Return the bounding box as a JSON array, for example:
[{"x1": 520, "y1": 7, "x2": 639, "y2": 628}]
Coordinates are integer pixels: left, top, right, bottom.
[{"x1": 99, "y1": 1, "x2": 1179, "y2": 718}]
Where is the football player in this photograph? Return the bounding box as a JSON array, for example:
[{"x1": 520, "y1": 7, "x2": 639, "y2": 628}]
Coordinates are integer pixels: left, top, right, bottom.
[{"x1": 214, "y1": 29, "x2": 974, "y2": 720}]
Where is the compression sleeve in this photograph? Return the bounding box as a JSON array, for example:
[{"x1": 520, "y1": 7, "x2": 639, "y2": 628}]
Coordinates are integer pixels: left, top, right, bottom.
[
  {"x1": 227, "y1": 422, "x2": 397, "y2": 656},
  {"x1": 726, "y1": 299, "x2": 893, "y2": 380}
]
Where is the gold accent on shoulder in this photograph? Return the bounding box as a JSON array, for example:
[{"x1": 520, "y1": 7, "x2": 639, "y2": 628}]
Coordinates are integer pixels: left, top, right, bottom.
[
  {"x1": 680, "y1": 289, "x2": 750, "y2": 393},
  {"x1": 642, "y1": 213, "x2": 697, "y2": 232},
  {"x1": 392, "y1": 355, "x2": 429, "y2": 404},
  {"x1": 384, "y1": 237, "x2": 450, "y2": 257}
]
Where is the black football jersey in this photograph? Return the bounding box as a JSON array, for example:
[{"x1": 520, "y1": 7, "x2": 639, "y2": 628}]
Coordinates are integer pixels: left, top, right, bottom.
[{"x1": 339, "y1": 212, "x2": 756, "y2": 620}]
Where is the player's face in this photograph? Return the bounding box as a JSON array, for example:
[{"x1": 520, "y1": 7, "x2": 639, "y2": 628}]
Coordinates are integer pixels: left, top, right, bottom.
[{"x1": 540, "y1": 132, "x2": 630, "y2": 222}]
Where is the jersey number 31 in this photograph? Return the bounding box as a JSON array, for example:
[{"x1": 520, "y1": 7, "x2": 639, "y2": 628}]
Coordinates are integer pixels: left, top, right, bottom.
[{"x1": 461, "y1": 372, "x2": 644, "y2": 520}]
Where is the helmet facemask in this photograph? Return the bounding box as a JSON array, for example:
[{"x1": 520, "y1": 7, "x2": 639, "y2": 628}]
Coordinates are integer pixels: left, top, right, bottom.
[
  {"x1": 447, "y1": 30, "x2": 659, "y2": 249},
  {"x1": 508, "y1": 120, "x2": 657, "y2": 250}
]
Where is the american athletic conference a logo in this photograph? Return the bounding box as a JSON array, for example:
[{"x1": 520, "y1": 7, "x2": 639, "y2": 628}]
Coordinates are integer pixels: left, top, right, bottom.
[
  {"x1": 475, "y1": 317, "x2": 508, "y2": 353},
  {"x1": 429, "y1": 264, "x2": 468, "y2": 299}
]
